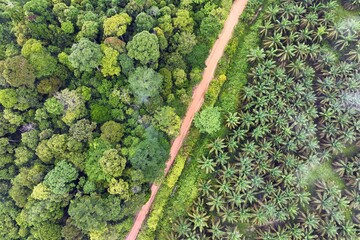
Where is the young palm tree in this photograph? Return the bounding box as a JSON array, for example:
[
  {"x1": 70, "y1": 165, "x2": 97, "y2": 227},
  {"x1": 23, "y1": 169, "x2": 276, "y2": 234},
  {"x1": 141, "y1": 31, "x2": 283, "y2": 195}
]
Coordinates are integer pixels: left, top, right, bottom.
[
  {"x1": 232, "y1": 175, "x2": 252, "y2": 193},
  {"x1": 227, "y1": 190, "x2": 244, "y2": 208},
  {"x1": 297, "y1": 211, "x2": 320, "y2": 231},
  {"x1": 215, "y1": 152, "x2": 230, "y2": 166},
  {"x1": 264, "y1": 4, "x2": 280, "y2": 21},
  {"x1": 225, "y1": 112, "x2": 240, "y2": 129},
  {"x1": 172, "y1": 217, "x2": 192, "y2": 238},
  {"x1": 259, "y1": 20, "x2": 275, "y2": 37},
  {"x1": 198, "y1": 179, "x2": 214, "y2": 197},
  {"x1": 339, "y1": 221, "x2": 358, "y2": 239},
  {"x1": 208, "y1": 220, "x2": 224, "y2": 239},
  {"x1": 198, "y1": 156, "x2": 216, "y2": 174},
  {"x1": 232, "y1": 128, "x2": 247, "y2": 143},
  {"x1": 206, "y1": 193, "x2": 225, "y2": 213},
  {"x1": 263, "y1": 32, "x2": 285, "y2": 49},
  {"x1": 208, "y1": 138, "x2": 226, "y2": 156},
  {"x1": 219, "y1": 207, "x2": 238, "y2": 224},
  {"x1": 247, "y1": 47, "x2": 266, "y2": 63},
  {"x1": 288, "y1": 223, "x2": 305, "y2": 239},
  {"x1": 346, "y1": 43, "x2": 360, "y2": 62},
  {"x1": 225, "y1": 227, "x2": 243, "y2": 240},
  {"x1": 316, "y1": 220, "x2": 339, "y2": 239},
  {"x1": 188, "y1": 208, "x2": 210, "y2": 233}
]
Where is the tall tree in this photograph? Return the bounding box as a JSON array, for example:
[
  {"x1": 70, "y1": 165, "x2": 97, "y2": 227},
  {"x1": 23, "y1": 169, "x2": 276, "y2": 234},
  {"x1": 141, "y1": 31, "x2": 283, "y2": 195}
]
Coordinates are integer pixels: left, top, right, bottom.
[{"x1": 126, "y1": 31, "x2": 160, "y2": 65}]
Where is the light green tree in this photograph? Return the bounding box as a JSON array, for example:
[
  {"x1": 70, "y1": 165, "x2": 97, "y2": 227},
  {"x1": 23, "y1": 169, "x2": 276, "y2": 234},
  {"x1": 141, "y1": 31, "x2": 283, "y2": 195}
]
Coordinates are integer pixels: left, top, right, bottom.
[
  {"x1": 103, "y1": 13, "x2": 132, "y2": 37},
  {"x1": 194, "y1": 107, "x2": 221, "y2": 134},
  {"x1": 100, "y1": 45, "x2": 120, "y2": 77},
  {"x1": 126, "y1": 31, "x2": 160, "y2": 65}
]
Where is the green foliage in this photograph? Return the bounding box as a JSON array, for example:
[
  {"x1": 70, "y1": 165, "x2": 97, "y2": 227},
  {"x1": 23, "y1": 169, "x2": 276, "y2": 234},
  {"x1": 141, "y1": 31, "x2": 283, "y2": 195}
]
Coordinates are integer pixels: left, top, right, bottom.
[
  {"x1": 130, "y1": 127, "x2": 169, "y2": 181},
  {"x1": 90, "y1": 103, "x2": 112, "y2": 124},
  {"x1": 103, "y1": 13, "x2": 132, "y2": 37},
  {"x1": 99, "y1": 149, "x2": 126, "y2": 178},
  {"x1": 68, "y1": 38, "x2": 103, "y2": 72},
  {"x1": 44, "y1": 97, "x2": 63, "y2": 115},
  {"x1": 68, "y1": 194, "x2": 122, "y2": 232},
  {"x1": 173, "y1": 10, "x2": 194, "y2": 33},
  {"x1": 61, "y1": 21, "x2": 74, "y2": 34},
  {"x1": 0, "y1": 88, "x2": 17, "y2": 108},
  {"x1": 0, "y1": 0, "x2": 241, "y2": 238},
  {"x1": 0, "y1": 200, "x2": 20, "y2": 239},
  {"x1": 127, "y1": 31, "x2": 160, "y2": 65},
  {"x1": 21, "y1": 39, "x2": 44, "y2": 58},
  {"x1": 29, "y1": 52, "x2": 57, "y2": 78},
  {"x1": 108, "y1": 178, "x2": 130, "y2": 199},
  {"x1": 36, "y1": 77, "x2": 62, "y2": 95},
  {"x1": 100, "y1": 45, "x2": 120, "y2": 77},
  {"x1": 85, "y1": 138, "x2": 112, "y2": 182},
  {"x1": 153, "y1": 106, "x2": 181, "y2": 138},
  {"x1": 1, "y1": 55, "x2": 35, "y2": 87},
  {"x1": 135, "y1": 12, "x2": 155, "y2": 32},
  {"x1": 69, "y1": 119, "x2": 96, "y2": 142},
  {"x1": 200, "y1": 16, "x2": 222, "y2": 43},
  {"x1": 54, "y1": 89, "x2": 87, "y2": 125},
  {"x1": 128, "y1": 67, "x2": 163, "y2": 104},
  {"x1": 194, "y1": 107, "x2": 221, "y2": 134},
  {"x1": 43, "y1": 160, "x2": 78, "y2": 195},
  {"x1": 100, "y1": 120, "x2": 124, "y2": 144}
]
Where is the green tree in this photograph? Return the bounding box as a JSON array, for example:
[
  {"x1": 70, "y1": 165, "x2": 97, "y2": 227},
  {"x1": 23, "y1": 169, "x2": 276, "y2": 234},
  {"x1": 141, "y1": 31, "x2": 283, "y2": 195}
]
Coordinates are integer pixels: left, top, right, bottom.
[
  {"x1": 68, "y1": 194, "x2": 122, "y2": 232},
  {"x1": 173, "y1": 9, "x2": 194, "y2": 33},
  {"x1": 68, "y1": 38, "x2": 103, "y2": 72},
  {"x1": 108, "y1": 178, "x2": 130, "y2": 199},
  {"x1": 194, "y1": 107, "x2": 221, "y2": 134},
  {"x1": 100, "y1": 45, "x2": 120, "y2": 77},
  {"x1": 43, "y1": 160, "x2": 78, "y2": 195},
  {"x1": 54, "y1": 89, "x2": 87, "y2": 125},
  {"x1": 128, "y1": 67, "x2": 163, "y2": 104},
  {"x1": 0, "y1": 88, "x2": 17, "y2": 108},
  {"x1": 153, "y1": 106, "x2": 181, "y2": 138},
  {"x1": 21, "y1": 39, "x2": 44, "y2": 58},
  {"x1": 126, "y1": 31, "x2": 160, "y2": 65},
  {"x1": 135, "y1": 12, "x2": 155, "y2": 32},
  {"x1": 100, "y1": 120, "x2": 124, "y2": 144},
  {"x1": 1, "y1": 56, "x2": 35, "y2": 87},
  {"x1": 85, "y1": 138, "x2": 112, "y2": 182},
  {"x1": 77, "y1": 21, "x2": 98, "y2": 39},
  {"x1": 103, "y1": 13, "x2": 132, "y2": 37},
  {"x1": 200, "y1": 16, "x2": 222, "y2": 43},
  {"x1": 69, "y1": 119, "x2": 96, "y2": 142},
  {"x1": 0, "y1": 200, "x2": 20, "y2": 239},
  {"x1": 130, "y1": 127, "x2": 169, "y2": 181},
  {"x1": 172, "y1": 32, "x2": 197, "y2": 55},
  {"x1": 99, "y1": 149, "x2": 126, "y2": 178}
]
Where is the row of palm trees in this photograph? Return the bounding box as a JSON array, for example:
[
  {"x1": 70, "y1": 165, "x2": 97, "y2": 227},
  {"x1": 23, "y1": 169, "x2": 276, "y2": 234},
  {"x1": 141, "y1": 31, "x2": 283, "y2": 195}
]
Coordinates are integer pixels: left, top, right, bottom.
[{"x1": 169, "y1": 0, "x2": 360, "y2": 239}]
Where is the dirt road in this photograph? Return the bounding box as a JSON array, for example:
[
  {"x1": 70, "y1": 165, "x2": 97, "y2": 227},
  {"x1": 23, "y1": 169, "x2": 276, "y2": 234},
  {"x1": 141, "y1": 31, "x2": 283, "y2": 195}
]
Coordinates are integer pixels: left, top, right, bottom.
[{"x1": 126, "y1": 0, "x2": 249, "y2": 239}]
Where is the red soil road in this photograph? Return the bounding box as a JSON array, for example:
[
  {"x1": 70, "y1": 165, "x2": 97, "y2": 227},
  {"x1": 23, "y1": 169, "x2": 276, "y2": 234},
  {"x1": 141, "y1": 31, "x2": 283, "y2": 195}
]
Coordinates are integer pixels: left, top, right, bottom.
[{"x1": 126, "y1": 0, "x2": 249, "y2": 239}]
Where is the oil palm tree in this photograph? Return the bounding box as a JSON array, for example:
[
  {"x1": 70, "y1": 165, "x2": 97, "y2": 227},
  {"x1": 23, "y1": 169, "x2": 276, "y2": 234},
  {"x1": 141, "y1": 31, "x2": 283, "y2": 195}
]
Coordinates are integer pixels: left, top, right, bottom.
[
  {"x1": 188, "y1": 208, "x2": 209, "y2": 233},
  {"x1": 247, "y1": 47, "x2": 266, "y2": 63},
  {"x1": 198, "y1": 179, "x2": 213, "y2": 197},
  {"x1": 225, "y1": 227, "x2": 243, "y2": 240},
  {"x1": 259, "y1": 20, "x2": 274, "y2": 37},
  {"x1": 297, "y1": 211, "x2": 320, "y2": 231},
  {"x1": 173, "y1": 217, "x2": 192, "y2": 238},
  {"x1": 227, "y1": 190, "x2": 244, "y2": 208},
  {"x1": 198, "y1": 156, "x2": 216, "y2": 174},
  {"x1": 316, "y1": 220, "x2": 339, "y2": 239},
  {"x1": 343, "y1": 0, "x2": 360, "y2": 10},
  {"x1": 208, "y1": 138, "x2": 226, "y2": 156},
  {"x1": 219, "y1": 207, "x2": 238, "y2": 224},
  {"x1": 215, "y1": 152, "x2": 230, "y2": 166},
  {"x1": 206, "y1": 193, "x2": 225, "y2": 213},
  {"x1": 208, "y1": 220, "x2": 224, "y2": 239}
]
